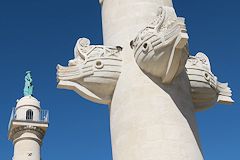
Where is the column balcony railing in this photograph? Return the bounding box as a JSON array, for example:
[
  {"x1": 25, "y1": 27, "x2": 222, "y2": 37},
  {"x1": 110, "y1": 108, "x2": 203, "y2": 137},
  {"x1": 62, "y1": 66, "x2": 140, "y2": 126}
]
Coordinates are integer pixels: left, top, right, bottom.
[{"x1": 8, "y1": 108, "x2": 49, "y2": 130}]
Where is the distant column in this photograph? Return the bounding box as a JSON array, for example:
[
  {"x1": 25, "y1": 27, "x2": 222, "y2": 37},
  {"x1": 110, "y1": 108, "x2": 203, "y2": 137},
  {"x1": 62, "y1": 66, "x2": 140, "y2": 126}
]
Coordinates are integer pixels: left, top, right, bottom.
[{"x1": 8, "y1": 96, "x2": 49, "y2": 160}]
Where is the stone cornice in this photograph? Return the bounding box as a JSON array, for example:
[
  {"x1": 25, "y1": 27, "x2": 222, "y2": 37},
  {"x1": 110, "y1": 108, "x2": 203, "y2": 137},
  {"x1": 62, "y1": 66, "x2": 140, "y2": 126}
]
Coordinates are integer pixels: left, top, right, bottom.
[
  {"x1": 9, "y1": 126, "x2": 46, "y2": 145},
  {"x1": 15, "y1": 104, "x2": 40, "y2": 111}
]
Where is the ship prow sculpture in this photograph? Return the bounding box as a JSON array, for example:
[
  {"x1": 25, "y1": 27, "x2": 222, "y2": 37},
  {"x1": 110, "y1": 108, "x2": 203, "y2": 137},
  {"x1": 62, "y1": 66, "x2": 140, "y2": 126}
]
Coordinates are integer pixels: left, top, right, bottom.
[
  {"x1": 56, "y1": 0, "x2": 234, "y2": 159},
  {"x1": 186, "y1": 52, "x2": 234, "y2": 111},
  {"x1": 57, "y1": 38, "x2": 122, "y2": 104},
  {"x1": 130, "y1": 6, "x2": 189, "y2": 83}
]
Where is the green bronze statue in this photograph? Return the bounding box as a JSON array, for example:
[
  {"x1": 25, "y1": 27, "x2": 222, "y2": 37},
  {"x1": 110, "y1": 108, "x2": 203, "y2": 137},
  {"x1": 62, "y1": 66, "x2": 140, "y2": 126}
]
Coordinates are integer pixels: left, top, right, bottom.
[{"x1": 24, "y1": 71, "x2": 33, "y2": 96}]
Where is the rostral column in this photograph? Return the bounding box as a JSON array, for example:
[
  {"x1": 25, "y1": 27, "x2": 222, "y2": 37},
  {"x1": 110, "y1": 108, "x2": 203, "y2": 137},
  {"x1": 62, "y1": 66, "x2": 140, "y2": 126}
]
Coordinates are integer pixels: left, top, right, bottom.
[{"x1": 57, "y1": 0, "x2": 233, "y2": 159}]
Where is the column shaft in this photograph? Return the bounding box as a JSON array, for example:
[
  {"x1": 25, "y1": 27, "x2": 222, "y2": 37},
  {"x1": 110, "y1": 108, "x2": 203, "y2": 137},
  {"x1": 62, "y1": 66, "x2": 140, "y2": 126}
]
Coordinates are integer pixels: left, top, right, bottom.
[{"x1": 101, "y1": 0, "x2": 204, "y2": 159}]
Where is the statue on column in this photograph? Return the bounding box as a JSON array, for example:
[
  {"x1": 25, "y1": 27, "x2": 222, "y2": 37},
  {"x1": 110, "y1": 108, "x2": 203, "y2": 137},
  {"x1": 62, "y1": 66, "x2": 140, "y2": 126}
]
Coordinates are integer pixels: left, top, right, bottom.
[{"x1": 24, "y1": 71, "x2": 33, "y2": 96}]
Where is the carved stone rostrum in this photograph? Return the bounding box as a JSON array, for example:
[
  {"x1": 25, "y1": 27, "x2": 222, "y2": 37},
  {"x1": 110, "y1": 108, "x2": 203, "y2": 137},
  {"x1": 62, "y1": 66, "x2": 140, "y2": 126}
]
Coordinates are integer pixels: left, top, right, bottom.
[
  {"x1": 57, "y1": 38, "x2": 122, "y2": 104},
  {"x1": 57, "y1": 6, "x2": 191, "y2": 106},
  {"x1": 130, "y1": 6, "x2": 189, "y2": 84},
  {"x1": 186, "y1": 52, "x2": 234, "y2": 111}
]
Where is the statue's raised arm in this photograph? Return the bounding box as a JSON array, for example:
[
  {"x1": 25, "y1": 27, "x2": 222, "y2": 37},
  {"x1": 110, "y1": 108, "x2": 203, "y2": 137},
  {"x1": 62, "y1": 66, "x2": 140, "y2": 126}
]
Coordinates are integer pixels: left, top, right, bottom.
[{"x1": 24, "y1": 71, "x2": 33, "y2": 96}]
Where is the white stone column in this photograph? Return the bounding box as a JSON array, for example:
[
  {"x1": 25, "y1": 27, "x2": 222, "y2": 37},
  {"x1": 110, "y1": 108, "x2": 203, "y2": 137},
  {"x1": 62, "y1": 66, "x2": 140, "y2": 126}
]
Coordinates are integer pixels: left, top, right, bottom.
[
  {"x1": 8, "y1": 96, "x2": 48, "y2": 160},
  {"x1": 13, "y1": 129, "x2": 42, "y2": 160},
  {"x1": 101, "y1": 0, "x2": 204, "y2": 159}
]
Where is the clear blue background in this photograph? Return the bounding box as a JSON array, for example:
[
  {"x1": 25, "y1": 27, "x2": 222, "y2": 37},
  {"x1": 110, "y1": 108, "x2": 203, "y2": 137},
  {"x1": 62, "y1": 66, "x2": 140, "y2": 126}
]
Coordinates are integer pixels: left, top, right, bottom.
[{"x1": 0, "y1": 0, "x2": 239, "y2": 159}]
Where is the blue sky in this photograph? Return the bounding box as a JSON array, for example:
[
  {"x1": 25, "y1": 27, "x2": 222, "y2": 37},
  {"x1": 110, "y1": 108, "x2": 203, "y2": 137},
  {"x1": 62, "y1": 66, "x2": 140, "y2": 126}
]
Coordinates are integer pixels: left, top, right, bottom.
[{"x1": 0, "y1": 0, "x2": 239, "y2": 159}]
